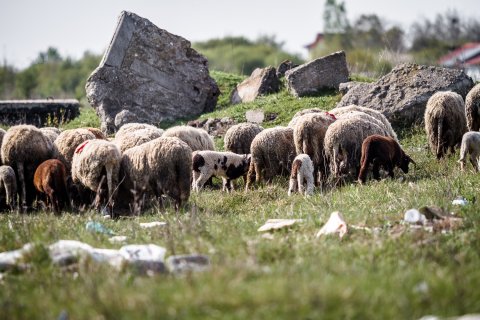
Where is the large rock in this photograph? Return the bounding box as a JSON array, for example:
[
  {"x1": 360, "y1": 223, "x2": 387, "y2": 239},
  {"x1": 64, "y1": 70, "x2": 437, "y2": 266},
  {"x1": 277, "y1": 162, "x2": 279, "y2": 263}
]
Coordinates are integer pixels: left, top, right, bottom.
[
  {"x1": 336, "y1": 63, "x2": 475, "y2": 128},
  {"x1": 285, "y1": 51, "x2": 349, "y2": 97},
  {"x1": 86, "y1": 11, "x2": 220, "y2": 133},
  {"x1": 230, "y1": 67, "x2": 279, "y2": 104}
]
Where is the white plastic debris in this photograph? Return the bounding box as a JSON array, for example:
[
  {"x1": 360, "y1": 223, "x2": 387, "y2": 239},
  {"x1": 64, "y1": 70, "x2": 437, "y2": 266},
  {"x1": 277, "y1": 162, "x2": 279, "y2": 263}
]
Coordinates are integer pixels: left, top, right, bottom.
[
  {"x1": 139, "y1": 221, "x2": 167, "y2": 228},
  {"x1": 108, "y1": 235, "x2": 128, "y2": 243},
  {"x1": 88, "y1": 248, "x2": 126, "y2": 269},
  {"x1": 404, "y1": 209, "x2": 427, "y2": 225},
  {"x1": 257, "y1": 219, "x2": 302, "y2": 232},
  {"x1": 119, "y1": 244, "x2": 166, "y2": 263},
  {"x1": 452, "y1": 197, "x2": 468, "y2": 206},
  {"x1": 166, "y1": 254, "x2": 210, "y2": 274},
  {"x1": 316, "y1": 211, "x2": 348, "y2": 238},
  {"x1": 0, "y1": 243, "x2": 35, "y2": 271}
]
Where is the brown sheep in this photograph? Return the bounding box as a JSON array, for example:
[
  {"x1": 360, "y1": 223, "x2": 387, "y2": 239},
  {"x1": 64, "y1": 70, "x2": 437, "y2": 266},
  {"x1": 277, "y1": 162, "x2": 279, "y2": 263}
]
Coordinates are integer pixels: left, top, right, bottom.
[
  {"x1": 424, "y1": 91, "x2": 467, "y2": 159},
  {"x1": 34, "y1": 159, "x2": 70, "y2": 214},
  {"x1": 358, "y1": 135, "x2": 415, "y2": 184}
]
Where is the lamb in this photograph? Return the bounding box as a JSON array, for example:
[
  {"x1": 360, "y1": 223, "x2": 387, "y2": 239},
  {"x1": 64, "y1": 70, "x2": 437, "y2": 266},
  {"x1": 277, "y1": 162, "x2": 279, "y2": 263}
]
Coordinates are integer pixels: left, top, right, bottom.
[
  {"x1": 71, "y1": 139, "x2": 121, "y2": 214},
  {"x1": 1, "y1": 125, "x2": 55, "y2": 210},
  {"x1": 288, "y1": 154, "x2": 314, "y2": 196},
  {"x1": 465, "y1": 84, "x2": 480, "y2": 131},
  {"x1": 54, "y1": 128, "x2": 96, "y2": 171},
  {"x1": 118, "y1": 137, "x2": 192, "y2": 212},
  {"x1": 330, "y1": 104, "x2": 398, "y2": 141},
  {"x1": 357, "y1": 135, "x2": 415, "y2": 184},
  {"x1": 0, "y1": 165, "x2": 17, "y2": 211},
  {"x1": 224, "y1": 123, "x2": 263, "y2": 154},
  {"x1": 246, "y1": 126, "x2": 296, "y2": 189},
  {"x1": 458, "y1": 131, "x2": 480, "y2": 171},
  {"x1": 293, "y1": 112, "x2": 336, "y2": 184},
  {"x1": 114, "y1": 128, "x2": 163, "y2": 153},
  {"x1": 192, "y1": 151, "x2": 250, "y2": 192},
  {"x1": 162, "y1": 125, "x2": 214, "y2": 151},
  {"x1": 115, "y1": 123, "x2": 164, "y2": 140},
  {"x1": 324, "y1": 116, "x2": 388, "y2": 178},
  {"x1": 34, "y1": 159, "x2": 70, "y2": 214},
  {"x1": 424, "y1": 91, "x2": 467, "y2": 159},
  {"x1": 288, "y1": 108, "x2": 325, "y2": 127}
]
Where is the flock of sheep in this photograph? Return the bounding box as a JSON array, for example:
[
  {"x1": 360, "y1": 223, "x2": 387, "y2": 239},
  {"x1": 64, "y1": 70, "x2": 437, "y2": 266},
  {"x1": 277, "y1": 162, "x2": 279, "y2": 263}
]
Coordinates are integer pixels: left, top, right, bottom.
[{"x1": 0, "y1": 83, "x2": 478, "y2": 216}]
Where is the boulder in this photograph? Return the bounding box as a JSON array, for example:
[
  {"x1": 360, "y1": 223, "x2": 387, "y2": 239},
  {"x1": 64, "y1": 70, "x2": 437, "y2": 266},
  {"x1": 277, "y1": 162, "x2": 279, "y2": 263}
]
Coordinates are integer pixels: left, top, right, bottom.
[
  {"x1": 285, "y1": 51, "x2": 349, "y2": 97},
  {"x1": 336, "y1": 63, "x2": 475, "y2": 128},
  {"x1": 230, "y1": 67, "x2": 279, "y2": 104},
  {"x1": 86, "y1": 11, "x2": 220, "y2": 133},
  {"x1": 277, "y1": 60, "x2": 298, "y2": 78},
  {"x1": 187, "y1": 117, "x2": 236, "y2": 137}
]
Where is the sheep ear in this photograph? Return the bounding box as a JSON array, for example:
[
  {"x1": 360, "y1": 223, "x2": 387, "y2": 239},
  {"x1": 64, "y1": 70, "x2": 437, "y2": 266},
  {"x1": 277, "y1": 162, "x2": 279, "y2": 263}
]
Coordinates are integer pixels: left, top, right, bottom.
[{"x1": 406, "y1": 155, "x2": 416, "y2": 166}]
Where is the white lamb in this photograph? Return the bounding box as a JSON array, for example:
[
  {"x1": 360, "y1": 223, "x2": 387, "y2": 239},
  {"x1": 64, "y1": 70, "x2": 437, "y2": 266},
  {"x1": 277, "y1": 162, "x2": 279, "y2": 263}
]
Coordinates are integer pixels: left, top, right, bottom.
[
  {"x1": 192, "y1": 151, "x2": 250, "y2": 192},
  {"x1": 458, "y1": 131, "x2": 480, "y2": 171},
  {"x1": 288, "y1": 154, "x2": 314, "y2": 196}
]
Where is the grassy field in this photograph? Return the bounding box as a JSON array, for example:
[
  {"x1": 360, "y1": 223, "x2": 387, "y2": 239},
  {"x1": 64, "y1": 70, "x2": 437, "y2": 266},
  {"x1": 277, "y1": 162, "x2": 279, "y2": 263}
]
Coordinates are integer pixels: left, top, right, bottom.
[{"x1": 1, "y1": 73, "x2": 480, "y2": 319}]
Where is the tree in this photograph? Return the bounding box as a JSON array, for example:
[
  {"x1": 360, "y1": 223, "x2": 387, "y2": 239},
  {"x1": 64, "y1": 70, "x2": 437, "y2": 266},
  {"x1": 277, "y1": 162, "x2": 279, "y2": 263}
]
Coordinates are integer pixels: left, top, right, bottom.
[
  {"x1": 35, "y1": 47, "x2": 62, "y2": 64},
  {"x1": 323, "y1": 0, "x2": 349, "y2": 34},
  {"x1": 15, "y1": 67, "x2": 38, "y2": 98}
]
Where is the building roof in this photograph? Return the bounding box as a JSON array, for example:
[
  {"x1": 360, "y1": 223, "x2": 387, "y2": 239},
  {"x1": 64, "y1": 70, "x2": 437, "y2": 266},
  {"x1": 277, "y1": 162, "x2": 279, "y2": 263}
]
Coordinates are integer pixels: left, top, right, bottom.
[
  {"x1": 305, "y1": 33, "x2": 325, "y2": 50},
  {"x1": 438, "y1": 42, "x2": 480, "y2": 67}
]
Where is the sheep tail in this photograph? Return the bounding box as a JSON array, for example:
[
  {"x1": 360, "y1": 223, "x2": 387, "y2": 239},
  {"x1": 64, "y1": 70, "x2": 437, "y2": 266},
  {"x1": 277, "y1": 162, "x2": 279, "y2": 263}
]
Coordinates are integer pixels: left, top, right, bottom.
[
  {"x1": 436, "y1": 120, "x2": 443, "y2": 158},
  {"x1": 17, "y1": 162, "x2": 26, "y2": 211},
  {"x1": 105, "y1": 162, "x2": 114, "y2": 207}
]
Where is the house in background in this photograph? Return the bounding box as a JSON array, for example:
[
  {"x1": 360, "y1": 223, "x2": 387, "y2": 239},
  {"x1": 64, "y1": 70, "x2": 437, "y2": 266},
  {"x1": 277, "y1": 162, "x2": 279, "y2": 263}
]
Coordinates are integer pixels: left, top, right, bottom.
[
  {"x1": 438, "y1": 42, "x2": 480, "y2": 81},
  {"x1": 305, "y1": 33, "x2": 325, "y2": 53}
]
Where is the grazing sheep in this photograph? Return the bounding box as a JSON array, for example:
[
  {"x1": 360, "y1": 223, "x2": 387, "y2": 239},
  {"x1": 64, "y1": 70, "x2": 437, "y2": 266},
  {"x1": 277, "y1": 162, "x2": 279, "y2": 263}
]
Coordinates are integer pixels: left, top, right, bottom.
[
  {"x1": 114, "y1": 128, "x2": 163, "y2": 153},
  {"x1": 324, "y1": 116, "x2": 388, "y2": 178},
  {"x1": 288, "y1": 108, "x2": 326, "y2": 127},
  {"x1": 54, "y1": 128, "x2": 96, "y2": 171},
  {"x1": 224, "y1": 123, "x2": 263, "y2": 154},
  {"x1": 458, "y1": 131, "x2": 480, "y2": 171},
  {"x1": 357, "y1": 135, "x2": 415, "y2": 184},
  {"x1": 85, "y1": 127, "x2": 107, "y2": 140},
  {"x1": 288, "y1": 154, "x2": 314, "y2": 196},
  {"x1": 163, "y1": 125, "x2": 214, "y2": 151},
  {"x1": 0, "y1": 165, "x2": 17, "y2": 211},
  {"x1": 1, "y1": 125, "x2": 55, "y2": 209},
  {"x1": 246, "y1": 127, "x2": 296, "y2": 189},
  {"x1": 40, "y1": 127, "x2": 61, "y2": 144},
  {"x1": 115, "y1": 123, "x2": 163, "y2": 140},
  {"x1": 71, "y1": 139, "x2": 121, "y2": 213},
  {"x1": 34, "y1": 159, "x2": 70, "y2": 214},
  {"x1": 331, "y1": 104, "x2": 398, "y2": 141},
  {"x1": 192, "y1": 151, "x2": 250, "y2": 192},
  {"x1": 425, "y1": 91, "x2": 467, "y2": 159},
  {"x1": 118, "y1": 137, "x2": 192, "y2": 212},
  {"x1": 465, "y1": 84, "x2": 480, "y2": 131},
  {"x1": 293, "y1": 112, "x2": 336, "y2": 184}
]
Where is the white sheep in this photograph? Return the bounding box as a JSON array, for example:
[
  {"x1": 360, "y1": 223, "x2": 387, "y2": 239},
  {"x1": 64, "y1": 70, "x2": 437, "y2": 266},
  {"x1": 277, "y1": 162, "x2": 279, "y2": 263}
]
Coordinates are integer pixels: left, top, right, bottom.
[
  {"x1": 192, "y1": 151, "x2": 250, "y2": 192},
  {"x1": 224, "y1": 123, "x2": 263, "y2": 154},
  {"x1": 115, "y1": 123, "x2": 164, "y2": 140},
  {"x1": 54, "y1": 128, "x2": 97, "y2": 171},
  {"x1": 114, "y1": 127, "x2": 163, "y2": 153},
  {"x1": 0, "y1": 165, "x2": 17, "y2": 211},
  {"x1": 288, "y1": 154, "x2": 314, "y2": 196},
  {"x1": 458, "y1": 131, "x2": 480, "y2": 171},
  {"x1": 425, "y1": 91, "x2": 467, "y2": 159},
  {"x1": 71, "y1": 139, "x2": 121, "y2": 213},
  {"x1": 162, "y1": 125, "x2": 214, "y2": 151}
]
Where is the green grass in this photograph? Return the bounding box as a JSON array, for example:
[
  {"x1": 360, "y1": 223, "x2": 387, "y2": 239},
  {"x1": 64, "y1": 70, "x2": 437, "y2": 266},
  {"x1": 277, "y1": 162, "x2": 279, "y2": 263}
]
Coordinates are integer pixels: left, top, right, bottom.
[{"x1": 2, "y1": 72, "x2": 480, "y2": 319}]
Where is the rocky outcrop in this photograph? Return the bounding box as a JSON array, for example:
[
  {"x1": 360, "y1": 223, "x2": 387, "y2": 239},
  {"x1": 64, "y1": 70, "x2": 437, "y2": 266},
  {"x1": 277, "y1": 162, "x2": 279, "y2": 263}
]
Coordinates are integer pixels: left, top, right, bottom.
[
  {"x1": 335, "y1": 63, "x2": 475, "y2": 128},
  {"x1": 230, "y1": 67, "x2": 279, "y2": 104},
  {"x1": 285, "y1": 51, "x2": 349, "y2": 97},
  {"x1": 86, "y1": 11, "x2": 219, "y2": 133}
]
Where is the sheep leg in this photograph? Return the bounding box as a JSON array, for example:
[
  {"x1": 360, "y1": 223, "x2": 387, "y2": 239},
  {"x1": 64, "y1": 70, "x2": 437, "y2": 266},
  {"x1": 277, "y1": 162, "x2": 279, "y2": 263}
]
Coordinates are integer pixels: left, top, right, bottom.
[
  {"x1": 387, "y1": 164, "x2": 395, "y2": 179},
  {"x1": 372, "y1": 159, "x2": 381, "y2": 180},
  {"x1": 105, "y1": 163, "x2": 115, "y2": 215},
  {"x1": 16, "y1": 162, "x2": 27, "y2": 212},
  {"x1": 223, "y1": 178, "x2": 233, "y2": 192},
  {"x1": 297, "y1": 170, "x2": 305, "y2": 195},
  {"x1": 245, "y1": 162, "x2": 256, "y2": 190},
  {"x1": 195, "y1": 173, "x2": 210, "y2": 192}
]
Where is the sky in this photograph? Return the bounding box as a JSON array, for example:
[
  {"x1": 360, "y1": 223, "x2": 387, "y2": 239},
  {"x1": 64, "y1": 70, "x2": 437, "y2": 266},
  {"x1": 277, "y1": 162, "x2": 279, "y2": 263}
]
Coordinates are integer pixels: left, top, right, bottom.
[{"x1": 1, "y1": 0, "x2": 479, "y2": 70}]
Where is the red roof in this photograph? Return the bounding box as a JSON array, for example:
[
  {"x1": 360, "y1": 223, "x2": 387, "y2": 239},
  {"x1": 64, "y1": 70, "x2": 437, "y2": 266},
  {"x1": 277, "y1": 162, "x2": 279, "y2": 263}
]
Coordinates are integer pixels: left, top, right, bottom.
[
  {"x1": 438, "y1": 42, "x2": 480, "y2": 66},
  {"x1": 305, "y1": 33, "x2": 325, "y2": 50}
]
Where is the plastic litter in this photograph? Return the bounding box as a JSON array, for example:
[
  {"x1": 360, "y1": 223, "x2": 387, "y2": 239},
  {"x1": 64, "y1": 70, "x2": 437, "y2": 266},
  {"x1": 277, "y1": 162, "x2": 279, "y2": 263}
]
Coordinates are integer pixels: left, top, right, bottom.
[
  {"x1": 452, "y1": 196, "x2": 468, "y2": 206},
  {"x1": 403, "y1": 209, "x2": 427, "y2": 225},
  {"x1": 257, "y1": 219, "x2": 302, "y2": 232},
  {"x1": 316, "y1": 211, "x2": 348, "y2": 238},
  {"x1": 139, "y1": 221, "x2": 167, "y2": 228},
  {"x1": 166, "y1": 254, "x2": 210, "y2": 274},
  {"x1": 0, "y1": 243, "x2": 34, "y2": 271},
  {"x1": 108, "y1": 236, "x2": 128, "y2": 243},
  {"x1": 85, "y1": 221, "x2": 115, "y2": 236}
]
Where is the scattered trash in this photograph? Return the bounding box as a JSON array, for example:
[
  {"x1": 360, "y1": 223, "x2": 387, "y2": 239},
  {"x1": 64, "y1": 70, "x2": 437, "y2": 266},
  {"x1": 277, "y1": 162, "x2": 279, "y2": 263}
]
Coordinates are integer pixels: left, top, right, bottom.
[
  {"x1": 166, "y1": 254, "x2": 210, "y2": 274},
  {"x1": 350, "y1": 224, "x2": 381, "y2": 235},
  {"x1": 257, "y1": 219, "x2": 302, "y2": 232},
  {"x1": 403, "y1": 209, "x2": 427, "y2": 225},
  {"x1": 0, "y1": 243, "x2": 34, "y2": 272},
  {"x1": 316, "y1": 211, "x2": 348, "y2": 238},
  {"x1": 85, "y1": 221, "x2": 115, "y2": 236},
  {"x1": 452, "y1": 196, "x2": 468, "y2": 206},
  {"x1": 418, "y1": 206, "x2": 451, "y2": 220},
  {"x1": 139, "y1": 221, "x2": 167, "y2": 228},
  {"x1": 108, "y1": 235, "x2": 128, "y2": 243}
]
